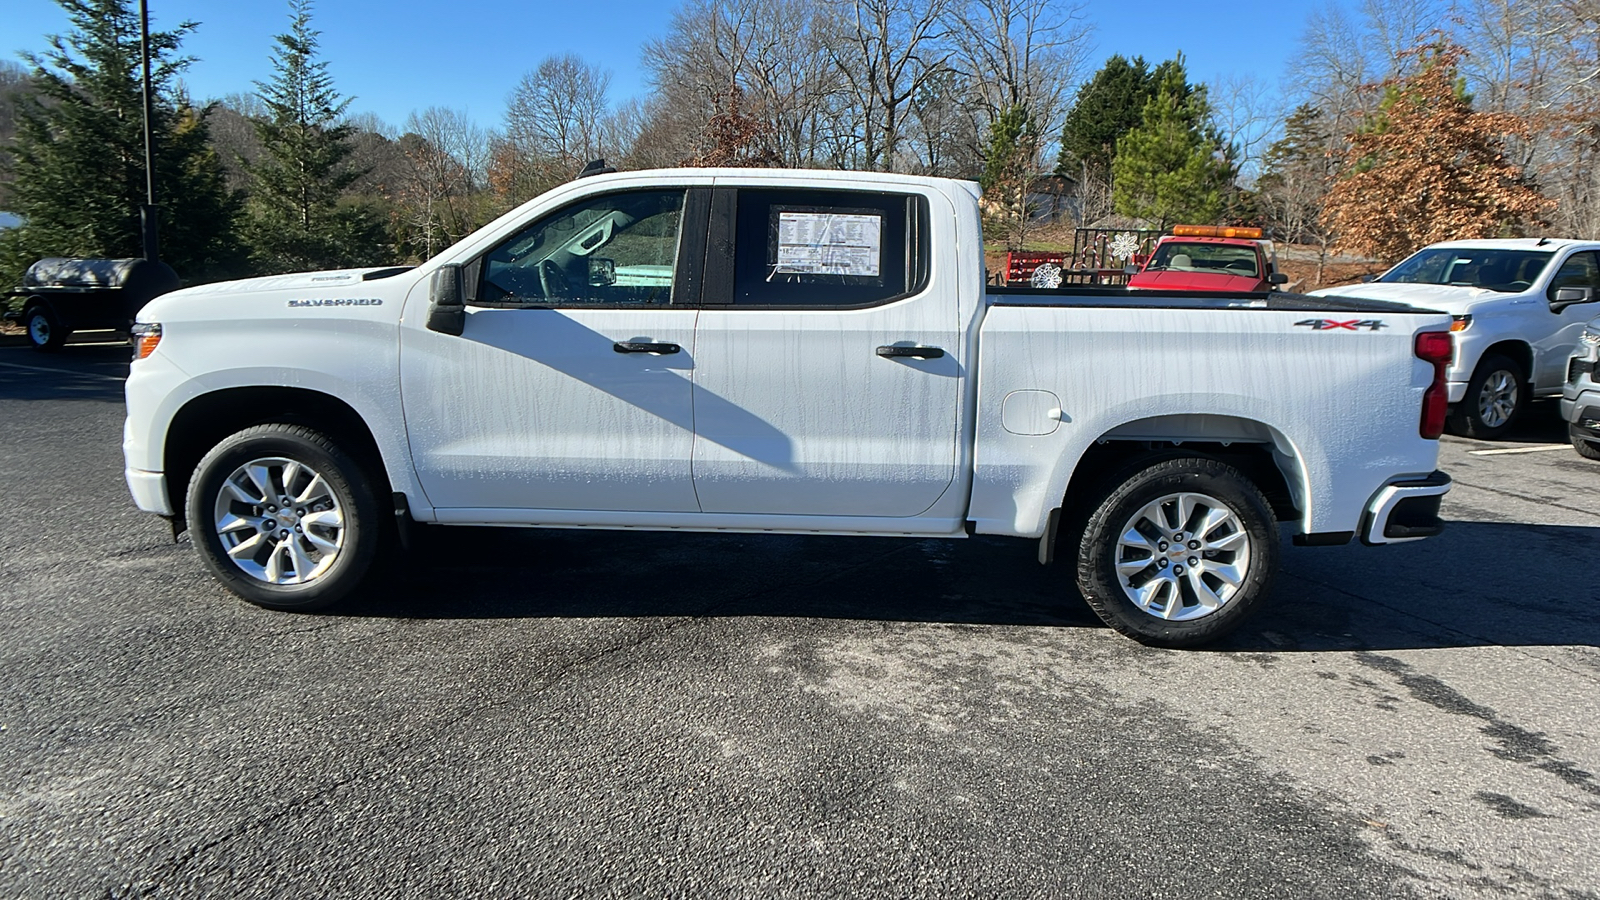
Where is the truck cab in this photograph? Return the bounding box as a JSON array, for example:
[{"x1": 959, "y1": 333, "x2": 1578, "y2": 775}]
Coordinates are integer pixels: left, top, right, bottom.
[{"x1": 1127, "y1": 226, "x2": 1287, "y2": 293}]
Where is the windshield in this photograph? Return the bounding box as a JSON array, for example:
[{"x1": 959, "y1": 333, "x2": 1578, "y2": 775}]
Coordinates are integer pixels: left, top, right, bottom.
[
  {"x1": 1145, "y1": 242, "x2": 1259, "y2": 278},
  {"x1": 1379, "y1": 248, "x2": 1553, "y2": 292}
]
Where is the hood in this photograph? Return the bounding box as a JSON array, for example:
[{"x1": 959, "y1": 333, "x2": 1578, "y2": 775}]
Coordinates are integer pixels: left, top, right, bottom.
[
  {"x1": 160, "y1": 267, "x2": 409, "y2": 300},
  {"x1": 1128, "y1": 269, "x2": 1264, "y2": 293},
  {"x1": 1305, "y1": 281, "x2": 1501, "y2": 313}
]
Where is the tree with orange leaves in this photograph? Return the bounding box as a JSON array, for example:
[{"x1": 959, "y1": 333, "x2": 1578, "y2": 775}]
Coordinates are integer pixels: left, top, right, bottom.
[{"x1": 1322, "y1": 41, "x2": 1550, "y2": 264}]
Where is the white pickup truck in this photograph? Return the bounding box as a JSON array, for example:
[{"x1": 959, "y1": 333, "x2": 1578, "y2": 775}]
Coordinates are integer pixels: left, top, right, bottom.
[
  {"x1": 124, "y1": 168, "x2": 1454, "y2": 647},
  {"x1": 1310, "y1": 239, "x2": 1600, "y2": 438}
]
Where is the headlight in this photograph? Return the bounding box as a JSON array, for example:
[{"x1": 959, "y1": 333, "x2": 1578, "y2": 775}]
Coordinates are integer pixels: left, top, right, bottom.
[{"x1": 131, "y1": 322, "x2": 162, "y2": 360}]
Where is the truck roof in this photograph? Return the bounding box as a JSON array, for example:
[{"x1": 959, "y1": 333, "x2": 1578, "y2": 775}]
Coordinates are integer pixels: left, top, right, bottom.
[{"x1": 1416, "y1": 237, "x2": 1600, "y2": 252}]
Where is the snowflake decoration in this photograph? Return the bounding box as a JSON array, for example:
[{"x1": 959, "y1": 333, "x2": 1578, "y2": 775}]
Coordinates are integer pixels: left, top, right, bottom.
[
  {"x1": 1030, "y1": 262, "x2": 1063, "y2": 289},
  {"x1": 1109, "y1": 232, "x2": 1140, "y2": 262}
]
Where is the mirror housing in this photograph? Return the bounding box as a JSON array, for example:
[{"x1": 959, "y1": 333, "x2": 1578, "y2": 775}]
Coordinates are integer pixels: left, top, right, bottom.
[
  {"x1": 1551, "y1": 285, "x2": 1596, "y2": 312},
  {"x1": 1122, "y1": 264, "x2": 1139, "y2": 275},
  {"x1": 427, "y1": 264, "x2": 465, "y2": 336},
  {"x1": 1268, "y1": 272, "x2": 1288, "y2": 285}
]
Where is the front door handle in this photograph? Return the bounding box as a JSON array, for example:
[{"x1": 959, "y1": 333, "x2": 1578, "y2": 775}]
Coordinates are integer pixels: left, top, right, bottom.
[
  {"x1": 876, "y1": 345, "x2": 945, "y2": 359},
  {"x1": 614, "y1": 341, "x2": 681, "y2": 354}
]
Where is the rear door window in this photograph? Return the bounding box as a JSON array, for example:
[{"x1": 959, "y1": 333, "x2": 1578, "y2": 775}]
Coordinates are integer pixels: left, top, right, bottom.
[{"x1": 723, "y1": 188, "x2": 928, "y2": 307}]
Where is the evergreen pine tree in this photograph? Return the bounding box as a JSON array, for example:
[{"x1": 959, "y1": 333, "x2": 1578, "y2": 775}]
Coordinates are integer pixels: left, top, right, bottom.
[
  {"x1": 1055, "y1": 55, "x2": 1155, "y2": 181},
  {"x1": 242, "y1": 0, "x2": 388, "y2": 273},
  {"x1": 980, "y1": 104, "x2": 1040, "y2": 251},
  {"x1": 0, "y1": 0, "x2": 243, "y2": 292},
  {"x1": 1110, "y1": 56, "x2": 1231, "y2": 229}
]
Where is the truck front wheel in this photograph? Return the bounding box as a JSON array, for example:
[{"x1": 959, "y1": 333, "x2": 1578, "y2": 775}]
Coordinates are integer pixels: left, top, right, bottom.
[
  {"x1": 1449, "y1": 354, "x2": 1526, "y2": 439},
  {"x1": 1074, "y1": 457, "x2": 1278, "y2": 648},
  {"x1": 185, "y1": 424, "x2": 381, "y2": 611}
]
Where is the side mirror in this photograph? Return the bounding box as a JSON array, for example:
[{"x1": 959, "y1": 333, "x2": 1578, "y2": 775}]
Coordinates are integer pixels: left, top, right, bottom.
[
  {"x1": 1122, "y1": 264, "x2": 1139, "y2": 275},
  {"x1": 427, "y1": 264, "x2": 465, "y2": 336},
  {"x1": 1268, "y1": 272, "x2": 1288, "y2": 285},
  {"x1": 1358, "y1": 273, "x2": 1377, "y2": 283},
  {"x1": 1551, "y1": 285, "x2": 1595, "y2": 311}
]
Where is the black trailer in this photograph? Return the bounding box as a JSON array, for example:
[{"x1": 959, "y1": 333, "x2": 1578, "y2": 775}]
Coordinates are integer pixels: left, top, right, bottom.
[{"x1": 4, "y1": 257, "x2": 179, "y2": 352}]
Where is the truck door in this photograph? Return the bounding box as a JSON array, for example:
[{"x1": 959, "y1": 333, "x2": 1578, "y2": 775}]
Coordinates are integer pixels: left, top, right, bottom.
[
  {"x1": 688, "y1": 186, "x2": 961, "y2": 517},
  {"x1": 1540, "y1": 251, "x2": 1600, "y2": 388},
  {"x1": 400, "y1": 187, "x2": 706, "y2": 514}
]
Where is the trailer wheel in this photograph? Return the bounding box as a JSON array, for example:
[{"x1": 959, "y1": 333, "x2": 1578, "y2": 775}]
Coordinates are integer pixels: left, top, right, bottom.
[
  {"x1": 1074, "y1": 456, "x2": 1278, "y2": 648},
  {"x1": 24, "y1": 304, "x2": 67, "y2": 352}
]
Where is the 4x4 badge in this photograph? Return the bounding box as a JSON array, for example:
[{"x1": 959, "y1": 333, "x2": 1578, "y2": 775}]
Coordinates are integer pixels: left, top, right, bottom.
[{"x1": 1295, "y1": 318, "x2": 1387, "y2": 331}]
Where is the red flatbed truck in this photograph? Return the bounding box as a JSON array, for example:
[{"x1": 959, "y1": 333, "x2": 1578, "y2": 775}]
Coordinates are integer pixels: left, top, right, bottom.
[{"x1": 1126, "y1": 225, "x2": 1288, "y2": 293}]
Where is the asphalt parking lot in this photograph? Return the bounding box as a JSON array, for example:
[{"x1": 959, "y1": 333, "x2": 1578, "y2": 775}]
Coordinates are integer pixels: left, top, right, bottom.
[{"x1": 1, "y1": 342, "x2": 1596, "y2": 899}]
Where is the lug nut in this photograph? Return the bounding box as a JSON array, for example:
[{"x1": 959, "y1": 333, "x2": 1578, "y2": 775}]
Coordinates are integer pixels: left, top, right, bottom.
[
  {"x1": 1158, "y1": 559, "x2": 1169, "y2": 568},
  {"x1": 1158, "y1": 541, "x2": 1169, "y2": 552},
  {"x1": 262, "y1": 519, "x2": 276, "y2": 530},
  {"x1": 1188, "y1": 557, "x2": 1198, "y2": 567},
  {"x1": 279, "y1": 529, "x2": 290, "y2": 539},
  {"x1": 295, "y1": 525, "x2": 302, "y2": 533},
  {"x1": 266, "y1": 505, "x2": 276, "y2": 513},
  {"x1": 1174, "y1": 565, "x2": 1185, "y2": 575},
  {"x1": 1188, "y1": 540, "x2": 1200, "y2": 550}
]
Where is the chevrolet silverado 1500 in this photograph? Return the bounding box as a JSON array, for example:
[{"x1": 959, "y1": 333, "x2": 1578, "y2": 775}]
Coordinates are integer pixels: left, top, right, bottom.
[{"x1": 124, "y1": 168, "x2": 1454, "y2": 647}]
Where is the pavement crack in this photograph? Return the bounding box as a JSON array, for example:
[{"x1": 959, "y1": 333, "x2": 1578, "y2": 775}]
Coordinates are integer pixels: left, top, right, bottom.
[{"x1": 1356, "y1": 652, "x2": 1600, "y2": 797}]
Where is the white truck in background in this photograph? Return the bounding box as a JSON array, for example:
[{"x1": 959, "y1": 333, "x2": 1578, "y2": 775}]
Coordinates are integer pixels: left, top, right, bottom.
[
  {"x1": 1310, "y1": 239, "x2": 1600, "y2": 438},
  {"x1": 123, "y1": 168, "x2": 1454, "y2": 647}
]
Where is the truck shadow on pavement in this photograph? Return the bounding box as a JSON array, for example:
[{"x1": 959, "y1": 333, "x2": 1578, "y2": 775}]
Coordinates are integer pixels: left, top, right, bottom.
[{"x1": 349, "y1": 519, "x2": 1599, "y2": 654}]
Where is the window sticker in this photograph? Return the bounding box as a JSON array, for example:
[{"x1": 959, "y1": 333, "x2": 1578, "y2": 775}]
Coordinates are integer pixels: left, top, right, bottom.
[{"x1": 772, "y1": 208, "x2": 882, "y2": 280}]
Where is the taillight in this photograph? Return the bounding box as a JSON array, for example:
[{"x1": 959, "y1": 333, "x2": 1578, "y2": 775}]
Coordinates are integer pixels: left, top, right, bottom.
[{"x1": 1415, "y1": 331, "x2": 1452, "y2": 439}]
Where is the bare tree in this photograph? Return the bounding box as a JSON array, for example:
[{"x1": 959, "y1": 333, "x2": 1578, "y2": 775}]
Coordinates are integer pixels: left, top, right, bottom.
[
  {"x1": 500, "y1": 54, "x2": 612, "y2": 201},
  {"x1": 396, "y1": 106, "x2": 488, "y2": 259},
  {"x1": 825, "y1": 0, "x2": 953, "y2": 171},
  {"x1": 1208, "y1": 73, "x2": 1275, "y2": 184},
  {"x1": 945, "y1": 0, "x2": 1092, "y2": 142}
]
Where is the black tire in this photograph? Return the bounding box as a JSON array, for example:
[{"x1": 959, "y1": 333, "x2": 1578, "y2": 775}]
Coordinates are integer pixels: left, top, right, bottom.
[
  {"x1": 185, "y1": 424, "x2": 382, "y2": 612},
  {"x1": 1072, "y1": 456, "x2": 1279, "y2": 648},
  {"x1": 24, "y1": 304, "x2": 66, "y2": 352},
  {"x1": 1573, "y1": 434, "x2": 1600, "y2": 461},
  {"x1": 1448, "y1": 354, "x2": 1526, "y2": 439}
]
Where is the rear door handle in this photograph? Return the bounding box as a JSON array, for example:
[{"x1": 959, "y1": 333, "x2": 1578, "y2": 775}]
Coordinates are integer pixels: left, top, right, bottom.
[
  {"x1": 876, "y1": 345, "x2": 945, "y2": 359},
  {"x1": 614, "y1": 341, "x2": 681, "y2": 354}
]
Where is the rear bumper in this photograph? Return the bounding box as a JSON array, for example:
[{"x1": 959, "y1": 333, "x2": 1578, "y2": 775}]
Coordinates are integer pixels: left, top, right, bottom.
[
  {"x1": 126, "y1": 467, "x2": 172, "y2": 516},
  {"x1": 1361, "y1": 471, "x2": 1451, "y2": 545}
]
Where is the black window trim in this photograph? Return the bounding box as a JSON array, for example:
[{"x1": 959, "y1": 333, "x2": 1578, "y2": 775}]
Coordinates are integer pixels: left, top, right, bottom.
[
  {"x1": 700, "y1": 186, "x2": 933, "y2": 311},
  {"x1": 464, "y1": 185, "x2": 712, "y2": 311},
  {"x1": 1546, "y1": 249, "x2": 1600, "y2": 304}
]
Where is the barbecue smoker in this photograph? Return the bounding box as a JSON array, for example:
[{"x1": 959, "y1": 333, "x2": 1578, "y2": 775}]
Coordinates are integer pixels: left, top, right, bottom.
[{"x1": 4, "y1": 257, "x2": 179, "y2": 351}]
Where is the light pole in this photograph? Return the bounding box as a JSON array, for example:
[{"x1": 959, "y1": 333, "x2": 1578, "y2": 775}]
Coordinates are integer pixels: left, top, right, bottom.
[{"x1": 138, "y1": 0, "x2": 159, "y2": 263}]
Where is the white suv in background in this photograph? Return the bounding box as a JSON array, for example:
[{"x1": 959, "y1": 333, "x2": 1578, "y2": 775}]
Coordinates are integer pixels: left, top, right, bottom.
[
  {"x1": 1312, "y1": 239, "x2": 1600, "y2": 438},
  {"x1": 1563, "y1": 315, "x2": 1600, "y2": 460}
]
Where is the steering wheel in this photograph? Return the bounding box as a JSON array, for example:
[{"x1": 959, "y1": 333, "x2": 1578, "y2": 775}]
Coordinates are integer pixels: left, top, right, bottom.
[{"x1": 538, "y1": 259, "x2": 569, "y2": 299}]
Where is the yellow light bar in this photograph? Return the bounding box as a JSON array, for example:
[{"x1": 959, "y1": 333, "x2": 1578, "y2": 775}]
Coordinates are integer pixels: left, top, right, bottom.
[{"x1": 1171, "y1": 224, "x2": 1264, "y2": 239}]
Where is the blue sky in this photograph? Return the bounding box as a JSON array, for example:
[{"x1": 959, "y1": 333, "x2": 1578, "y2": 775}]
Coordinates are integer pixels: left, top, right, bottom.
[{"x1": 6, "y1": 0, "x2": 1313, "y2": 133}]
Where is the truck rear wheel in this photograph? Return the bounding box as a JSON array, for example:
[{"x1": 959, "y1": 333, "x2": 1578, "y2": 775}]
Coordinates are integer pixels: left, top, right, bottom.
[
  {"x1": 25, "y1": 305, "x2": 67, "y2": 352},
  {"x1": 185, "y1": 424, "x2": 381, "y2": 612},
  {"x1": 1449, "y1": 354, "x2": 1525, "y2": 439},
  {"x1": 1073, "y1": 457, "x2": 1278, "y2": 648}
]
